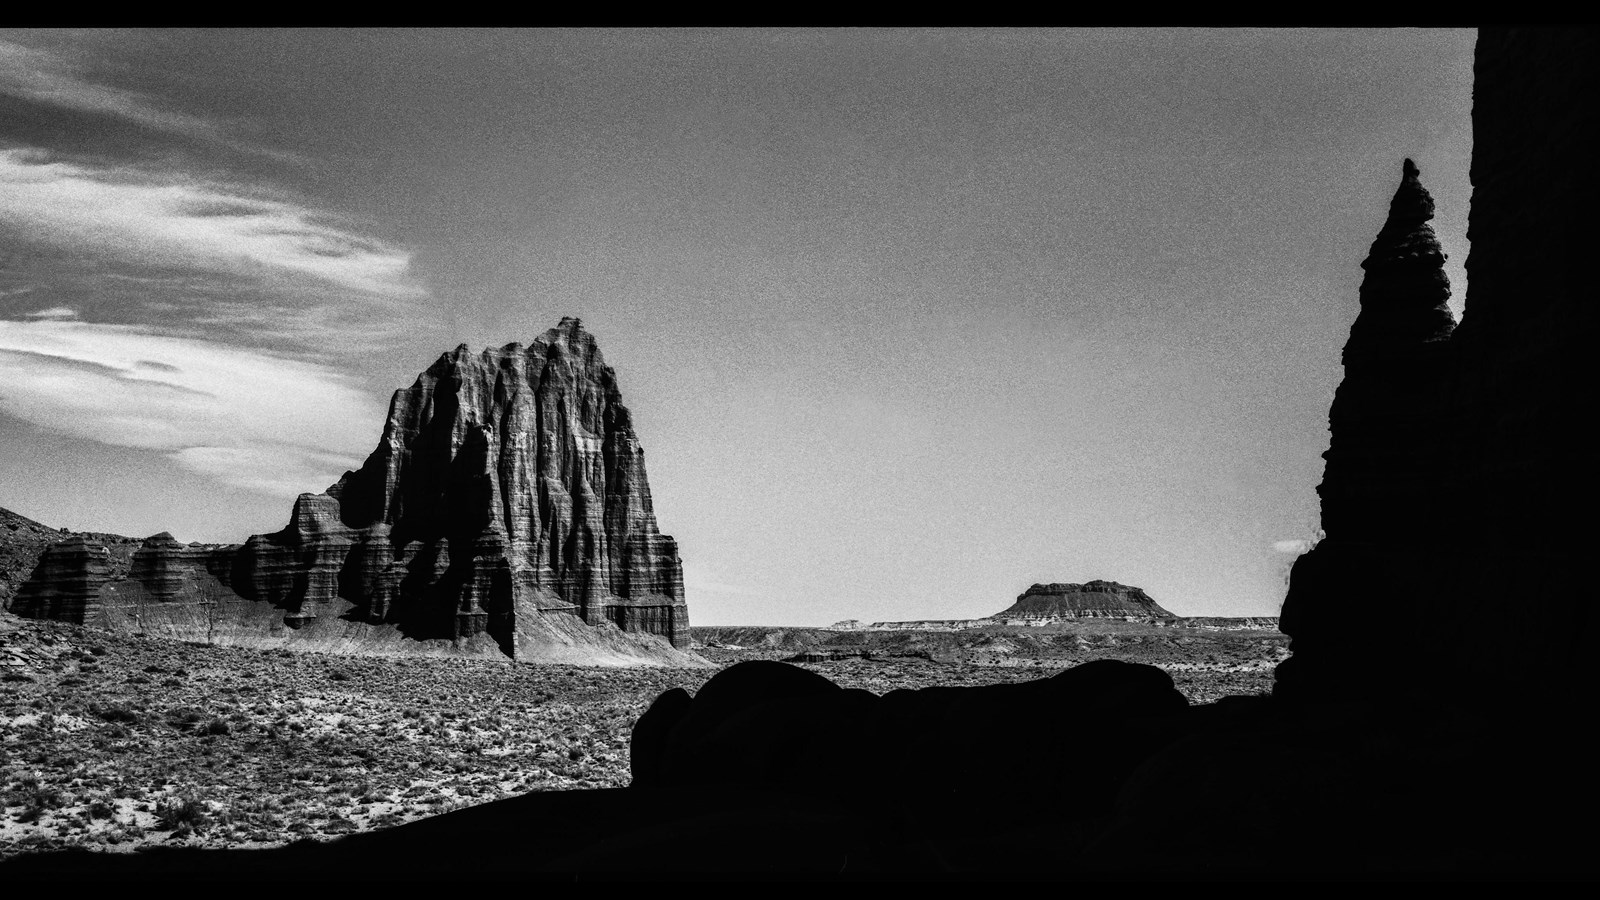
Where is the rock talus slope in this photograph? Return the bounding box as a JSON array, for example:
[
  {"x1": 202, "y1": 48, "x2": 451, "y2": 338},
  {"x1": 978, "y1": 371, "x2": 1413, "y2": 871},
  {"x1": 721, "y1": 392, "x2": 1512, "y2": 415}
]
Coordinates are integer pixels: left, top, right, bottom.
[{"x1": 4, "y1": 319, "x2": 697, "y2": 665}]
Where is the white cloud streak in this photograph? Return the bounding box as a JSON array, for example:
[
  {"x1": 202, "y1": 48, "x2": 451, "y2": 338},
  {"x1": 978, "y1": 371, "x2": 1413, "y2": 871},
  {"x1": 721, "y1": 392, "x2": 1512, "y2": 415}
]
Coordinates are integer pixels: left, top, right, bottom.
[
  {"x1": 0, "y1": 37, "x2": 426, "y2": 499},
  {"x1": 22, "y1": 306, "x2": 76, "y2": 319},
  {"x1": 0, "y1": 37, "x2": 218, "y2": 137},
  {"x1": 0, "y1": 317, "x2": 381, "y2": 496},
  {"x1": 1272, "y1": 539, "x2": 1315, "y2": 554},
  {"x1": 0, "y1": 36, "x2": 311, "y2": 168},
  {"x1": 0, "y1": 149, "x2": 422, "y2": 299}
]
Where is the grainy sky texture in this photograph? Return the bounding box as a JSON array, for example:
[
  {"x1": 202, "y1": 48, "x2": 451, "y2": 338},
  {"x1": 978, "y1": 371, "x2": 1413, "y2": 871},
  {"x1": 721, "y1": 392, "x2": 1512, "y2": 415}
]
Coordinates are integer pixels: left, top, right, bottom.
[{"x1": 0, "y1": 28, "x2": 1476, "y2": 624}]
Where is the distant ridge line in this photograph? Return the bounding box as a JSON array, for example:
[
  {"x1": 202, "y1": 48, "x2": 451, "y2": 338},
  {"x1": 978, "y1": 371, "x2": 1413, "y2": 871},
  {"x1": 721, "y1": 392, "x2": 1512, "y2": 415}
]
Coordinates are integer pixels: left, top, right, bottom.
[{"x1": 695, "y1": 614, "x2": 1282, "y2": 633}]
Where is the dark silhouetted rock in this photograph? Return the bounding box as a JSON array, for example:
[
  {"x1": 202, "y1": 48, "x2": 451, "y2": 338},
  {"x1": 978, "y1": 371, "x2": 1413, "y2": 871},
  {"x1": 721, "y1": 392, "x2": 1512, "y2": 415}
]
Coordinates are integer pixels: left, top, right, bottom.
[
  {"x1": 633, "y1": 659, "x2": 1188, "y2": 828},
  {"x1": 629, "y1": 687, "x2": 691, "y2": 789},
  {"x1": 1278, "y1": 28, "x2": 1600, "y2": 703},
  {"x1": 993, "y1": 580, "x2": 1176, "y2": 621},
  {"x1": 1276, "y1": 160, "x2": 1460, "y2": 701}
]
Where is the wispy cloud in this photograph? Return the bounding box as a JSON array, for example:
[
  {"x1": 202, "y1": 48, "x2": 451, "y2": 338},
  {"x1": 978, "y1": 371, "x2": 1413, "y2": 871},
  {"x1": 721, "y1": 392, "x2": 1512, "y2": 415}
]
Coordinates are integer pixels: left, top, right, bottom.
[
  {"x1": 0, "y1": 37, "x2": 223, "y2": 140},
  {"x1": 22, "y1": 306, "x2": 76, "y2": 319},
  {"x1": 0, "y1": 36, "x2": 427, "y2": 499},
  {"x1": 0, "y1": 149, "x2": 422, "y2": 299},
  {"x1": 0, "y1": 317, "x2": 381, "y2": 496},
  {"x1": 1272, "y1": 538, "x2": 1316, "y2": 554}
]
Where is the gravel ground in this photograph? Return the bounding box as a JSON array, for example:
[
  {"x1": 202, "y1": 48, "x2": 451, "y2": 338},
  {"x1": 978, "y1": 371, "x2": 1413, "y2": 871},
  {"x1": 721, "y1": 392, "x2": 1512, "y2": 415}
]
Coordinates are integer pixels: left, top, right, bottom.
[{"x1": 0, "y1": 613, "x2": 1279, "y2": 858}]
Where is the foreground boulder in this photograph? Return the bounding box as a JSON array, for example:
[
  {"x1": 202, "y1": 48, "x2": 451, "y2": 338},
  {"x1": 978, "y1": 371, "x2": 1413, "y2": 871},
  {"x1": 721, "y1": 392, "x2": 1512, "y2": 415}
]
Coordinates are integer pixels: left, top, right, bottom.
[{"x1": 632, "y1": 659, "x2": 1189, "y2": 821}]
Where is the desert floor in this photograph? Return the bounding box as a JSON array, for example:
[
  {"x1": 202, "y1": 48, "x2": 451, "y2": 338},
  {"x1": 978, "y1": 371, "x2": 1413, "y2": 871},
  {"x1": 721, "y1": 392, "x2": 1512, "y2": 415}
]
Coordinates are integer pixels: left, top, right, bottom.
[{"x1": 0, "y1": 612, "x2": 1284, "y2": 858}]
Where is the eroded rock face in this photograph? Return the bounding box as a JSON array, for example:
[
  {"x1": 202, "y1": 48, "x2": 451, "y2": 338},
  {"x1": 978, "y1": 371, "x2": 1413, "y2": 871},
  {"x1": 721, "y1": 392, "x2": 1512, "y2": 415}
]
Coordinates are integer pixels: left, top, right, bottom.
[
  {"x1": 314, "y1": 317, "x2": 690, "y2": 653},
  {"x1": 4, "y1": 319, "x2": 694, "y2": 664},
  {"x1": 7, "y1": 536, "x2": 118, "y2": 623},
  {"x1": 1277, "y1": 28, "x2": 1600, "y2": 702},
  {"x1": 994, "y1": 581, "x2": 1176, "y2": 621},
  {"x1": 1, "y1": 509, "x2": 72, "y2": 609}
]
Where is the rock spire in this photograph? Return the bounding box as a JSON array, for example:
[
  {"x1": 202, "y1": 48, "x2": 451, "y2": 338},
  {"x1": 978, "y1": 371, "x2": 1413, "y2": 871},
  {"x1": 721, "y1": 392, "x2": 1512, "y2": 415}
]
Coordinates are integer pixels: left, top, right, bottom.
[{"x1": 1343, "y1": 158, "x2": 1457, "y2": 360}]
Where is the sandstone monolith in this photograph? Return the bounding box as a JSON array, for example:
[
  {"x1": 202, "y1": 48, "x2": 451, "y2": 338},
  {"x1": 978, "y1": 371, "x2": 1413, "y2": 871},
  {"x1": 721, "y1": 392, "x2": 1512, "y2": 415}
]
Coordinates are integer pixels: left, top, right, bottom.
[{"x1": 4, "y1": 319, "x2": 695, "y2": 665}]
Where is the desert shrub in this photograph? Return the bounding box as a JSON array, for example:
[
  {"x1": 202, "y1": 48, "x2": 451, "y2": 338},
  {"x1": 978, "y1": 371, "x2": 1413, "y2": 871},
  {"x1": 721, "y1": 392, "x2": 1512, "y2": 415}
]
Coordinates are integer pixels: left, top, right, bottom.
[
  {"x1": 156, "y1": 795, "x2": 209, "y2": 833},
  {"x1": 201, "y1": 718, "x2": 231, "y2": 736},
  {"x1": 11, "y1": 782, "x2": 64, "y2": 823},
  {"x1": 2, "y1": 672, "x2": 34, "y2": 683},
  {"x1": 93, "y1": 703, "x2": 140, "y2": 725},
  {"x1": 165, "y1": 707, "x2": 207, "y2": 731},
  {"x1": 3, "y1": 774, "x2": 41, "y2": 805},
  {"x1": 87, "y1": 799, "x2": 116, "y2": 820},
  {"x1": 88, "y1": 646, "x2": 107, "y2": 657},
  {"x1": 329, "y1": 671, "x2": 351, "y2": 682}
]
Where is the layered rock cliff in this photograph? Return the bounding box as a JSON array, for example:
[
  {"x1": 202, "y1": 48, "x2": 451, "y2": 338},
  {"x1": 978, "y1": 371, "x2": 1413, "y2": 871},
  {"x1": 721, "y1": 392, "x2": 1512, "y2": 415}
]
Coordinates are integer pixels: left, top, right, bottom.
[
  {"x1": 1, "y1": 508, "x2": 72, "y2": 610},
  {"x1": 1, "y1": 508, "x2": 140, "y2": 613},
  {"x1": 3, "y1": 319, "x2": 697, "y2": 665},
  {"x1": 1276, "y1": 28, "x2": 1600, "y2": 702},
  {"x1": 993, "y1": 581, "x2": 1176, "y2": 621},
  {"x1": 321, "y1": 318, "x2": 688, "y2": 648}
]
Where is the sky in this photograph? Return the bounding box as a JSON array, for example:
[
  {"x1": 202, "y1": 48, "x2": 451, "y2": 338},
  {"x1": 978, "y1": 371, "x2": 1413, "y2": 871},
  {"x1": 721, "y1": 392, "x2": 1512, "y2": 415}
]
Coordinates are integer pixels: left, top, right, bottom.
[{"x1": 0, "y1": 28, "x2": 1476, "y2": 624}]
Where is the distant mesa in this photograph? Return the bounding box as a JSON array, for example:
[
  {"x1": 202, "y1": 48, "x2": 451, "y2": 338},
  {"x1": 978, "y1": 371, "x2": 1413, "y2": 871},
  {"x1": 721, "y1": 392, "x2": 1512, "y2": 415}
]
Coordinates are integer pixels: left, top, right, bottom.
[
  {"x1": 813, "y1": 581, "x2": 1268, "y2": 633},
  {"x1": 992, "y1": 580, "x2": 1177, "y2": 623},
  {"x1": 2, "y1": 318, "x2": 700, "y2": 666}
]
